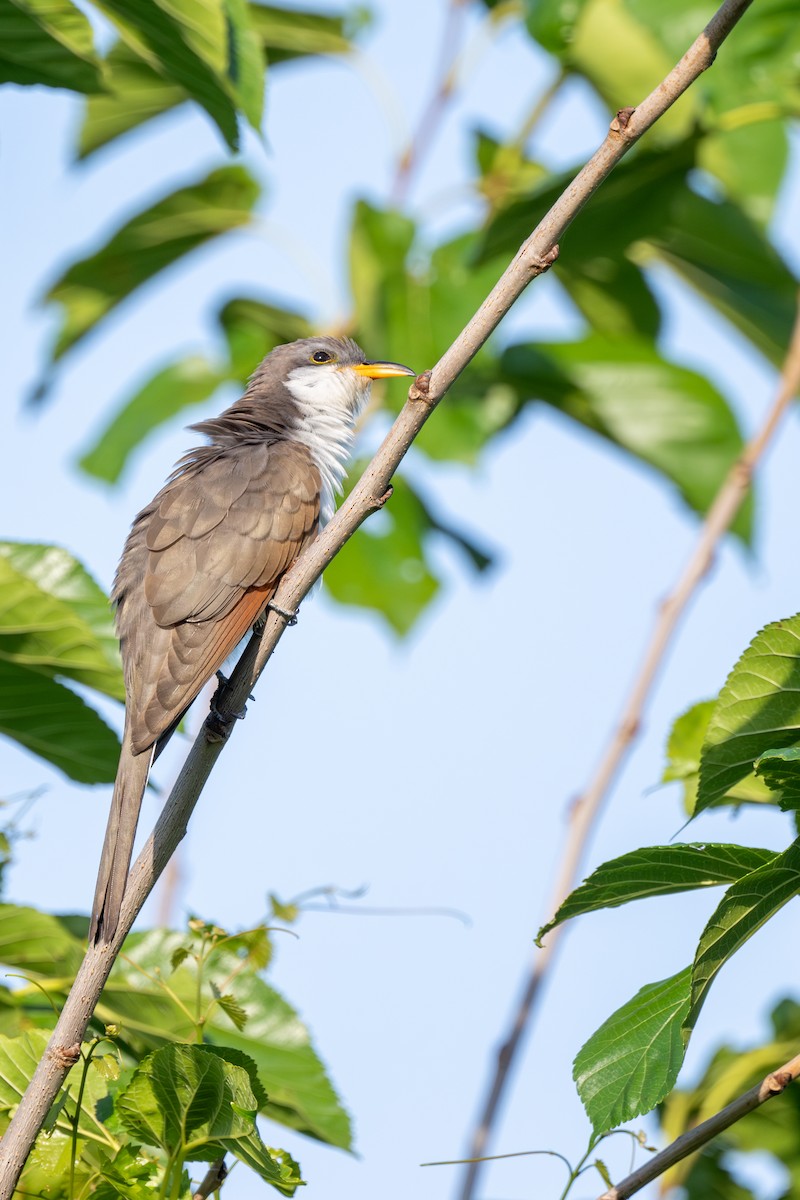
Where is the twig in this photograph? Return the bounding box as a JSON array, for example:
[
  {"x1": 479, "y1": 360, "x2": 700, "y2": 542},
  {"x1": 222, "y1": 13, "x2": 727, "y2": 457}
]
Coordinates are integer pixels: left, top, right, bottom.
[
  {"x1": 390, "y1": 0, "x2": 469, "y2": 207},
  {"x1": 598, "y1": 1050, "x2": 800, "y2": 1199},
  {"x1": 0, "y1": 0, "x2": 755, "y2": 1189},
  {"x1": 454, "y1": 285, "x2": 800, "y2": 1200}
]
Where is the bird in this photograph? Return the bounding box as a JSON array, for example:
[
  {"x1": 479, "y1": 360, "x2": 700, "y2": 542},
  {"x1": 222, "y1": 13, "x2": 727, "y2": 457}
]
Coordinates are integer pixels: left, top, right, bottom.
[{"x1": 89, "y1": 336, "x2": 415, "y2": 944}]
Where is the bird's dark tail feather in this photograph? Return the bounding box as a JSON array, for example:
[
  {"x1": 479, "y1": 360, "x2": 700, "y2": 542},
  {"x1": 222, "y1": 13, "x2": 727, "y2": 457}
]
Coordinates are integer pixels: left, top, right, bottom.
[{"x1": 89, "y1": 725, "x2": 154, "y2": 945}]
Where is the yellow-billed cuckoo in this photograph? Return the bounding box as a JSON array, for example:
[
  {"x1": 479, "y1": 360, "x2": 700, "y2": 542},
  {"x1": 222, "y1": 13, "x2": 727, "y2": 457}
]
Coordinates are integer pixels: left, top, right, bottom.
[{"x1": 90, "y1": 336, "x2": 415, "y2": 944}]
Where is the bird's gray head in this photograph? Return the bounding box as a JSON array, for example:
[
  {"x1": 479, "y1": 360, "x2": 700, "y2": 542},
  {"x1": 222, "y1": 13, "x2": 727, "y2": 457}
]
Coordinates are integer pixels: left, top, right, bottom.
[{"x1": 249, "y1": 335, "x2": 415, "y2": 419}]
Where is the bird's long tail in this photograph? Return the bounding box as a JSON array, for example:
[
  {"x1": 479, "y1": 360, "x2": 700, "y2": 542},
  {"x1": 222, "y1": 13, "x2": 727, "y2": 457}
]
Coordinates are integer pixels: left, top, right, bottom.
[{"x1": 89, "y1": 723, "x2": 154, "y2": 944}]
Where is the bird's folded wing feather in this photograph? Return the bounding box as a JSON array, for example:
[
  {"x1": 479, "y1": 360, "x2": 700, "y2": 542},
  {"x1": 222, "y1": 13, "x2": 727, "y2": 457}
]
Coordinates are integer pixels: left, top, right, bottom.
[{"x1": 115, "y1": 440, "x2": 321, "y2": 753}]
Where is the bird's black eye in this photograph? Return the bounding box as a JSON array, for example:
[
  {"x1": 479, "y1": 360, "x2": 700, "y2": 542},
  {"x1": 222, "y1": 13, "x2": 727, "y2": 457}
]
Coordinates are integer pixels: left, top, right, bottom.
[{"x1": 311, "y1": 349, "x2": 334, "y2": 364}]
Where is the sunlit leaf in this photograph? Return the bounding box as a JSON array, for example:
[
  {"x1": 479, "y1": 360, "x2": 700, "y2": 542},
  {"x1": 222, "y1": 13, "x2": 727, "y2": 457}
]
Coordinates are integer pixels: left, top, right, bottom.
[
  {"x1": 696, "y1": 615, "x2": 800, "y2": 814},
  {"x1": 0, "y1": 658, "x2": 120, "y2": 783},
  {"x1": 754, "y1": 747, "x2": 800, "y2": 811},
  {"x1": 501, "y1": 335, "x2": 750, "y2": 537},
  {"x1": 537, "y1": 844, "x2": 776, "y2": 944},
  {"x1": 0, "y1": 541, "x2": 122, "y2": 698},
  {"x1": 92, "y1": 0, "x2": 264, "y2": 148},
  {"x1": 574, "y1": 969, "x2": 692, "y2": 1135},
  {"x1": 663, "y1": 699, "x2": 773, "y2": 813},
  {"x1": 37, "y1": 164, "x2": 260, "y2": 390},
  {"x1": 686, "y1": 838, "x2": 800, "y2": 1034},
  {"x1": 0, "y1": 0, "x2": 104, "y2": 92},
  {"x1": 116, "y1": 1043, "x2": 303, "y2": 1193}
]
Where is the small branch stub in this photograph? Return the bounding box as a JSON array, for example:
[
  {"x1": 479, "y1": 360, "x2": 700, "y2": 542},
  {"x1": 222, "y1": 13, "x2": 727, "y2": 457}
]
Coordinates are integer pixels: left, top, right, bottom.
[
  {"x1": 611, "y1": 106, "x2": 636, "y2": 133},
  {"x1": 408, "y1": 371, "x2": 433, "y2": 404}
]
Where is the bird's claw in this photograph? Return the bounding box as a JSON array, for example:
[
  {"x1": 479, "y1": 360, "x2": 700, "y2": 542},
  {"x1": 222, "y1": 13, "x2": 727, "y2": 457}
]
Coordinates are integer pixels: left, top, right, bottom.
[{"x1": 265, "y1": 600, "x2": 299, "y2": 627}]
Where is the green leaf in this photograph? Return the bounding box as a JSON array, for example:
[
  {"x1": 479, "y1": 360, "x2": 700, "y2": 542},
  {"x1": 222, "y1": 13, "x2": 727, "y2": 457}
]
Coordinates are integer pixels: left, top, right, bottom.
[
  {"x1": 349, "y1": 202, "x2": 516, "y2": 464},
  {"x1": 96, "y1": 1146, "x2": 159, "y2": 1200},
  {"x1": 524, "y1": 0, "x2": 591, "y2": 55},
  {"x1": 325, "y1": 478, "x2": 439, "y2": 635},
  {"x1": 479, "y1": 138, "x2": 797, "y2": 368},
  {"x1": 501, "y1": 335, "x2": 750, "y2": 536},
  {"x1": 250, "y1": 2, "x2": 359, "y2": 63},
  {"x1": 663, "y1": 699, "x2": 774, "y2": 813},
  {"x1": 77, "y1": 39, "x2": 186, "y2": 159},
  {"x1": 0, "y1": 903, "x2": 85, "y2": 977},
  {"x1": 38, "y1": 164, "x2": 260, "y2": 383},
  {"x1": 218, "y1": 297, "x2": 312, "y2": 382},
  {"x1": 651, "y1": 186, "x2": 798, "y2": 369},
  {"x1": 754, "y1": 747, "x2": 800, "y2": 811},
  {"x1": 556, "y1": 255, "x2": 661, "y2": 338},
  {"x1": 0, "y1": 541, "x2": 122, "y2": 699},
  {"x1": 686, "y1": 837, "x2": 800, "y2": 1035},
  {"x1": 0, "y1": 1028, "x2": 111, "y2": 1146},
  {"x1": 78, "y1": 297, "x2": 315, "y2": 484},
  {"x1": 564, "y1": 0, "x2": 694, "y2": 140},
  {"x1": 205, "y1": 971, "x2": 353, "y2": 1150},
  {"x1": 0, "y1": 0, "x2": 104, "y2": 92},
  {"x1": 77, "y1": 6, "x2": 357, "y2": 160},
  {"x1": 93, "y1": 0, "x2": 264, "y2": 149},
  {"x1": 78, "y1": 356, "x2": 227, "y2": 485},
  {"x1": 696, "y1": 615, "x2": 800, "y2": 814},
  {"x1": 0, "y1": 658, "x2": 120, "y2": 783},
  {"x1": 574, "y1": 968, "x2": 692, "y2": 1135},
  {"x1": 116, "y1": 1044, "x2": 302, "y2": 1193},
  {"x1": 699, "y1": 118, "x2": 790, "y2": 227},
  {"x1": 99, "y1": 927, "x2": 353, "y2": 1150},
  {"x1": 538, "y1": 844, "x2": 776, "y2": 944}
]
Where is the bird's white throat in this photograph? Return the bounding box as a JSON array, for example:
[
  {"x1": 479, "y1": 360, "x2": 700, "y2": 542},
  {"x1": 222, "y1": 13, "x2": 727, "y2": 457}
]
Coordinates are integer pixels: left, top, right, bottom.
[{"x1": 285, "y1": 365, "x2": 369, "y2": 523}]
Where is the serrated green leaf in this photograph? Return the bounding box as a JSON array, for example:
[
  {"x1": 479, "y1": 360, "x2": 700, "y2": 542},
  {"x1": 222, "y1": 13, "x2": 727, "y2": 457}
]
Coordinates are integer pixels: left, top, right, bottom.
[
  {"x1": 116, "y1": 1044, "x2": 301, "y2": 1193},
  {"x1": 0, "y1": 658, "x2": 120, "y2": 783},
  {"x1": 0, "y1": 541, "x2": 122, "y2": 699},
  {"x1": 99, "y1": 927, "x2": 352, "y2": 1150},
  {"x1": 38, "y1": 165, "x2": 260, "y2": 385},
  {"x1": 696, "y1": 615, "x2": 800, "y2": 814},
  {"x1": 78, "y1": 356, "x2": 227, "y2": 485},
  {"x1": 170, "y1": 945, "x2": 190, "y2": 971},
  {"x1": 92, "y1": 0, "x2": 263, "y2": 149},
  {"x1": 754, "y1": 747, "x2": 800, "y2": 811},
  {"x1": 574, "y1": 968, "x2": 692, "y2": 1135},
  {"x1": 213, "y1": 988, "x2": 249, "y2": 1032},
  {"x1": 501, "y1": 335, "x2": 750, "y2": 537},
  {"x1": 663, "y1": 699, "x2": 774, "y2": 813},
  {"x1": 0, "y1": 0, "x2": 104, "y2": 92},
  {"x1": 537, "y1": 844, "x2": 776, "y2": 944},
  {"x1": 686, "y1": 838, "x2": 800, "y2": 1035},
  {"x1": 95, "y1": 1145, "x2": 159, "y2": 1200}
]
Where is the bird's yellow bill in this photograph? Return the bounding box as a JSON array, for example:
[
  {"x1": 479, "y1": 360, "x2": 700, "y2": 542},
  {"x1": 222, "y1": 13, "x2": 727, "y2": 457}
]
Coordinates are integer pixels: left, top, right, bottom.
[{"x1": 352, "y1": 360, "x2": 416, "y2": 379}]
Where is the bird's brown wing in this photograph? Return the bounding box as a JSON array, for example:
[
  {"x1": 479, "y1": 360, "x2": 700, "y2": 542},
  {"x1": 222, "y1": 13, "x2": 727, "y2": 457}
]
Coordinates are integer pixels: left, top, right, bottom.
[{"x1": 115, "y1": 440, "x2": 320, "y2": 754}]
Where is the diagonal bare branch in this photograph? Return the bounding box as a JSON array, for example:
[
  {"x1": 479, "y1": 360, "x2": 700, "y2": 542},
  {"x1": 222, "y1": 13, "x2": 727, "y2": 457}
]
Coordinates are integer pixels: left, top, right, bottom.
[
  {"x1": 0, "y1": 0, "x2": 758, "y2": 1190},
  {"x1": 597, "y1": 1048, "x2": 800, "y2": 1199}
]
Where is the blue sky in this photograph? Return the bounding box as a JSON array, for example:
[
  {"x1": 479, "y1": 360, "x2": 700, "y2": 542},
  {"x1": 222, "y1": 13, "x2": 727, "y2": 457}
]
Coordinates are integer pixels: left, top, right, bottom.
[{"x1": 3, "y1": 2, "x2": 800, "y2": 1197}]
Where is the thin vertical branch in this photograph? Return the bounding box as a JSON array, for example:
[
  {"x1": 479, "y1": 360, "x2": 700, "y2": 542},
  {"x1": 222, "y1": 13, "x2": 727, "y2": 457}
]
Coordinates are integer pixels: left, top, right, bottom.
[
  {"x1": 456, "y1": 302, "x2": 800, "y2": 1197},
  {"x1": 390, "y1": 0, "x2": 469, "y2": 207}
]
